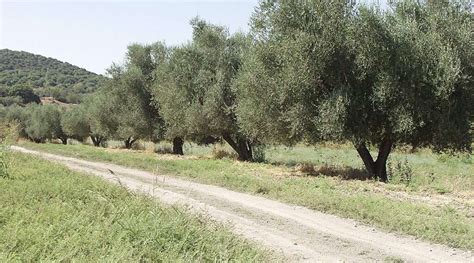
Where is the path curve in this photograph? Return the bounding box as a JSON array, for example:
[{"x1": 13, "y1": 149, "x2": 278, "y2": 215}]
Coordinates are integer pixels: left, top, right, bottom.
[{"x1": 12, "y1": 146, "x2": 473, "y2": 262}]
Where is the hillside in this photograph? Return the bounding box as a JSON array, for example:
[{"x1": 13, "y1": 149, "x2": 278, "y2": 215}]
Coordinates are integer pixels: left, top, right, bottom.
[{"x1": 0, "y1": 49, "x2": 105, "y2": 104}]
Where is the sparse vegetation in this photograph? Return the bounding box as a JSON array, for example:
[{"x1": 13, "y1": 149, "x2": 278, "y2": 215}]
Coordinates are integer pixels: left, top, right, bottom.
[{"x1": 0, "y1": 132, "x2": 9, "y2": 179}]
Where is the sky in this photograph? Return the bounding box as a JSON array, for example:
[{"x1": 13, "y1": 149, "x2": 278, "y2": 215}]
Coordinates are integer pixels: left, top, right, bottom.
[
  {"x1": 0, "y1": 0, "x2": 386, "y2": 75},
  {"x1": 0, "y1": 0, "x2": 259, "y2": 74}
]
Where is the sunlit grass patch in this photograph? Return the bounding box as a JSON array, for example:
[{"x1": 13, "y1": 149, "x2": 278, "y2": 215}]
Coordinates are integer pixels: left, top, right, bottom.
[
  {"x1": 0, "y1": 152, "x2": 271, "y2": 262},
  {"x1": 17, "y1": 141, "x2": 474, "y2": 250}
]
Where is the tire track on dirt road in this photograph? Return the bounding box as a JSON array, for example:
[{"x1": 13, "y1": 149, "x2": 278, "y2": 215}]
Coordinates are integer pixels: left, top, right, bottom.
[{"x1": 12, "y1": 146, "x2": 473, "y2": 262}]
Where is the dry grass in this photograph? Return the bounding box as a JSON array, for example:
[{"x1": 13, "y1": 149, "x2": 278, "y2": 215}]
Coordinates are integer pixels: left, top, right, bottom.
[
  {"x1": 211, "y1": 144, "x2": 237, "y2": 160},
  {"x1": 295, "y1": 163, "x2": 371, "y2": 181}
]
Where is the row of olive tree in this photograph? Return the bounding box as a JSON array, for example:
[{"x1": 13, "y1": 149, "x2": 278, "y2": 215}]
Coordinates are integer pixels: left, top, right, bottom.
[
  {"x1": 93, "y1": 0, "x2": 472, "y2": 180},
  {"x1": 1, "y1": 104, "x2": 68, "y2": 144},
  {"x1": 4, "y1": 0, "x2": 470, "y2": 182}
]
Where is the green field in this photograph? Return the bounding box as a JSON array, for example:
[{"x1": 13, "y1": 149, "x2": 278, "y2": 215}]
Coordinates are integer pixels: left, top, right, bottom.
[
  {"x1": 18, "y1": 141, "x2": 474, "y2": 250},
  {"x1": 0, "y1": 152, "x2": 270, "y2": 262}
]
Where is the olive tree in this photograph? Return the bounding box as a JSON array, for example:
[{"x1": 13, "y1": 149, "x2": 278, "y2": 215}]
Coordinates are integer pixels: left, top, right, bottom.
[
  {"x1": 153, "y1": 18, "x2": 254, "y2": 160},
  {"x1": 3, "y1": 104, "x2": 32, "y2": 138},
  {"x1": 61, "y1": 105, "x2": 91, "y2": 142},
  {"x1": 236, "y1": 0, "x2": 473, "y2": 181},
  {"x1": 98, "y1": 44, "x2": 164, "y2": 149},
  {"x1": 86, "y1": 95, "x2": 114, "y2": 147},
  {"x1": 25, "y1": 104, "x2": 68, "y2": 144}
]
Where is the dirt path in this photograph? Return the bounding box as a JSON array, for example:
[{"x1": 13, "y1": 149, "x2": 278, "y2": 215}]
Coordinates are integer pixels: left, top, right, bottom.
[{"x1": 13, "y1": 146, "x2": 472, "y2": 262}]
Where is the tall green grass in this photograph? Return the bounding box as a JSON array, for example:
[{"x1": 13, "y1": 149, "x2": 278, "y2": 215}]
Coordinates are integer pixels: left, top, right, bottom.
[{"x1": 0, "y1": 153, "x2": 271, "y2": 262}]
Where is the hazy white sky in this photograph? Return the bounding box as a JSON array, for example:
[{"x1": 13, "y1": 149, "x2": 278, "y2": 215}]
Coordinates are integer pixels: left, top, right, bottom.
[{"x1": 0, "y1": 0, "x2": 386, "y2": 75}]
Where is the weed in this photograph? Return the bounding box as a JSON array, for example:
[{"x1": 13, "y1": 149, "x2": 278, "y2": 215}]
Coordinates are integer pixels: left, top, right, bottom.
[
  {"x1": 211, "y1": 144, "x2": 237, "y2": 160},
  {"x1": 388, "y1": 158, "x2": 413, "y2": 186},
  {"x1": 131, "y1": 141, "x2": 145, "y2": 151},
  {"x1": 384, "y1": 256, "x2": 404, "y2": 263},
  {"x1": 255, "y1": 185, "x2": 270, "y2": 194},
  {"x1": 0, "y1": 146, "x2": 8, "y2": 179},
  {"x1": 154, "y1": 144, "x2": 173, "y2": 154},
  {"x1": 0, "y1": 123, "x2": 16, "y2": 179},
  {"x1": 253, "y1": 144, "x2": 266, "y2": 163},
  {"x1": 295, "y1": 163, "x2": 317, "y2": 175}
]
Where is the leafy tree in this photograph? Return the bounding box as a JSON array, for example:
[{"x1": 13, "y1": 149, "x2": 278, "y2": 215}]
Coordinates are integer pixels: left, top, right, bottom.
[
  {"x1": 0, "y1": 85, "x2": 40, "y2": 106},
  {"x1": 25, "y1": 104, "x2": 68, "y2": 144},
  {"x1": 85, "y1": 95, "x2": 112, "y2": 147},
  {"x1": 154, "y1": 18, "x2": 254, "y2": 160},
  {"x1": 236, "y1": 0, "x2": 473, "y2": 181},
  {"x1": 61, "y1": 105, "x2": 90, "y2": 142},
  {"x1": 3, "y1": 104, "x2": 33, "y2": 138},
  {"x1": 98, "y1": 43, "x2": 163, "y2": 149}
]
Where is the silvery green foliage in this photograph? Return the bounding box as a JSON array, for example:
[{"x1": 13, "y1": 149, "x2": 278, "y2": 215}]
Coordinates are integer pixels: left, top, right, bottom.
[
  {"x1": 94, "y1": 43, "x2": 165, "y2": 146},
  {"x1": 25, "y1": 104, "x2": 67, "y2": 143},
  {"x1": 61, "y1": 105, "x2": 90, "y2": 141},
  {"x1": 153, "y1": 18, "x2": 255, "y2": 160},
  {"x1": 237, "y1": 0, "x2": 472, "y2": 152},
  {"x1": 236, "y1": 1, "x2": 353, "y2": 145}
]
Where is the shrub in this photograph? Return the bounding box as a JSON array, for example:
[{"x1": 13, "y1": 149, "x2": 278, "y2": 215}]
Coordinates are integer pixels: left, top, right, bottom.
[
  {"x1": 211, "y1": 145, "x2": 237, "y2": 160},
  {"x1": 388, "y1": 158, "x2": 413, "y2": 186},
  {"x1": 154, "y1": 144, "x2": 173, "y2": 154},
  {"x1": 0, "y1": 123, "x2": 15, "y2": 179},
  {"x1": 253, "y1": 144, "x2": 266, "y2": 163},
  {"x1": 295, "y1": 163, "x2": 317, "y2": 175},
  {"x1": 131, "y1": 141, "x2": 145, "y2": 151}
]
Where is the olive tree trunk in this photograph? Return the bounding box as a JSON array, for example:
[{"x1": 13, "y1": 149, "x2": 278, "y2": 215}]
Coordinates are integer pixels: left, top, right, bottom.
[
  {"x1": 91, "y1": 135, "x2": 104, "y2": 147},
  {"x1": 223, "y1": 134, "x2": 253, "y2": 161},
  {"x1": 59, "y1": 136, "x2": 68, "y2": 145},
  {"x1": 124, "y1": 137, "x2": 137, "y2": 149},
  {"x1": 172, "y1": 137, "x2": 184, "y2": 155},
  {"x1": 355, "y1": 137, "x2": 393, "y2": 182}
]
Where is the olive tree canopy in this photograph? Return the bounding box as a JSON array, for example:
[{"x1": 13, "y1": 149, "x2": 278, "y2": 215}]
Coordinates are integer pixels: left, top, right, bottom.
[
  {"x1": 153, "y1": 18, "x2": 254, "y2": 160},
  {"x1": 236, "y1": 0, "x2": 473, "y2": 181}
]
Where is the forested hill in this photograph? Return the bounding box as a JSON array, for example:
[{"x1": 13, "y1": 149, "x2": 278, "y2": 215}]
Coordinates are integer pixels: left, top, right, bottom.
[{"x1": 0, "y1": 49, "x2": 105, "y2": 104}]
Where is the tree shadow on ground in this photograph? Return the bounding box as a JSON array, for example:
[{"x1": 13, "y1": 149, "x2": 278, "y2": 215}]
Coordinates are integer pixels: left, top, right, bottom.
[{"x1": 295, "y1": 163, "x2": 372, "y2": 181}]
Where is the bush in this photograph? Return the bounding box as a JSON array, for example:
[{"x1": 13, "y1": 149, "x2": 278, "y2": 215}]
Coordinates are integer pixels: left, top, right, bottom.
[
  {"x1": 295, "y1": 163, "x2": 317, "y2": 175},
  {"x1": 154, "y1": 144, "x2": 173, "y2": 154},
  {"x1": 0, "y1": 142, "x2": 8, "y2": 179},
  {"x1": 253, "y1": 144, "x2": 266, "y2": 163},
  {"x1": 131, "y1": 141, "x2": 145, "y2": 151},
  {"x1": 0, "y1": 123, "x2": 16, "y2": 179},
  {"x1": 388, "y1": 158, "x2": 413, "y2": 186},
  {"x1": 211, "y1": 145, "x2": 237, "y2": 160}
]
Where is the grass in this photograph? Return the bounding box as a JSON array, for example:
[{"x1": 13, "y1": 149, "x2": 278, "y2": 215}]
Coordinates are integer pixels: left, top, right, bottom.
[
  {"x1": 53, "y1": 140, "x2": 474, "y2": 194},
  {"x1": 17, "y1": 141, "x2": 474, "y2": 250},
  {"x1": 0, "y1": 152, "x2": 271, "y2": 262},
  {"x1": 210, "y1": 142, "x2": 472, "y2": 194}
]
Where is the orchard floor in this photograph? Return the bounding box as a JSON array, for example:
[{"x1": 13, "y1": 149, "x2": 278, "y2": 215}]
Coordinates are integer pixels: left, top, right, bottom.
[
  {"x1": 17, "y1": 140, "x2": 474, "y2": 251},
  {"x1": 0, "y1": 151, "x2": 270, "y2": 262},
  {"x1": 10, "y1": 146, "x2": 474, "y2": 262}
]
